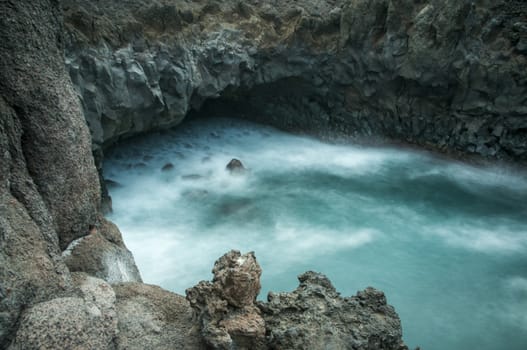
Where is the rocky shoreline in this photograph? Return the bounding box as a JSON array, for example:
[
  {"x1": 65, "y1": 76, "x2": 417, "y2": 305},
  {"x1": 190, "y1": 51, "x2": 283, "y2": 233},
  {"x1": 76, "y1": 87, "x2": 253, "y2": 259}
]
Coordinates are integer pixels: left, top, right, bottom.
[{"x1": 1, "y1": 0, "x2": 526, "y2": 349}]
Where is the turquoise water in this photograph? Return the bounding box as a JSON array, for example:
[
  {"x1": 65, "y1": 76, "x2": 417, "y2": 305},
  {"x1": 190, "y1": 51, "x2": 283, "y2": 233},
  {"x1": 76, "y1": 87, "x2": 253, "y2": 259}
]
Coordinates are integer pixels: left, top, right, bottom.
[{"x1": 105, "y1": 117, "x2": 527, "y2": 350}]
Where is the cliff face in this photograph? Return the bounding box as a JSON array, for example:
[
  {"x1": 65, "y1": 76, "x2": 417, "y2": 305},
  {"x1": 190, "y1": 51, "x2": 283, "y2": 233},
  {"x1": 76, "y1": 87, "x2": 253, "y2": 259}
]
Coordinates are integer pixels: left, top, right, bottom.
[
  {"x1": 0, "y1": 1, "x2": 140, "y2": 347},
  {"x1": 63, "y1": 0, "x2": 527, "y2": 163},
  {"x1": 0, "y1": 0, "x2": 98, "y2": 345}
]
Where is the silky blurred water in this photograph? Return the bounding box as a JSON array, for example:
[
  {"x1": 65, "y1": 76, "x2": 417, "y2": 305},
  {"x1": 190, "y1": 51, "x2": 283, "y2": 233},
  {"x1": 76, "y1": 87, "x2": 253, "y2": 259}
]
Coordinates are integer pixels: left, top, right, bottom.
[{"x1": 105, "y1": 117, "x2": 527, "y2": 350}]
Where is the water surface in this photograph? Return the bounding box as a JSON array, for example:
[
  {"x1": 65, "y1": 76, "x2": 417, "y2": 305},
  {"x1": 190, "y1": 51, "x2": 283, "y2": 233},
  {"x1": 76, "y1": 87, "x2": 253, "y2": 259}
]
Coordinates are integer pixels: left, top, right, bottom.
[{"x1": 105, "y1": 117, "x2": 527, "y2": 350}]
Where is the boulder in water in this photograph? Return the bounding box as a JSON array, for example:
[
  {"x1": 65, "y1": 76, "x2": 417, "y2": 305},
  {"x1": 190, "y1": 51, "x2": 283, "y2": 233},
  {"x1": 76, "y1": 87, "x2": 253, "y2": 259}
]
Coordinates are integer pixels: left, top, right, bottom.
[
  {"x1": 226, "y1": 158, "x2": 246, "y2": 174},
  {"x1": 161, "y1": 163, "x2": 174, "y2": 171}
]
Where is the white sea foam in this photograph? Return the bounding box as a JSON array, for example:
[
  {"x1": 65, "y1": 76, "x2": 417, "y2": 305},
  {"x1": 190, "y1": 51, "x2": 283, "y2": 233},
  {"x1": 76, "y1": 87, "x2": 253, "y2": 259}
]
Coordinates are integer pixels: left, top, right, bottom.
[{"x1": 431, "y1": 225, "x2": 527, "y2": 254}]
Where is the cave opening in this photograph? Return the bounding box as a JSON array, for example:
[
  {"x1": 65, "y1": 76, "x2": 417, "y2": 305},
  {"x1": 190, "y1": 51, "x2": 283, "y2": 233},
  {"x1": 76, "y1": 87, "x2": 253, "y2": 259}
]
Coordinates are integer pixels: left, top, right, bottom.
[{"x1": 186, "y1": 77, "x2": 341, "y2": 138}]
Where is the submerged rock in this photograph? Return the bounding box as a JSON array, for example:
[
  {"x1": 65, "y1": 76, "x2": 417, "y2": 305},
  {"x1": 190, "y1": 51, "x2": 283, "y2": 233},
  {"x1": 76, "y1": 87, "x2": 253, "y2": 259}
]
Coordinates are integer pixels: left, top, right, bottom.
[
  {"x1": 162, "y1": 162, "x2": 174, "y2": 171},
  {"x1": 182, "y1": 174, "x2": 203, "y2": 180}
]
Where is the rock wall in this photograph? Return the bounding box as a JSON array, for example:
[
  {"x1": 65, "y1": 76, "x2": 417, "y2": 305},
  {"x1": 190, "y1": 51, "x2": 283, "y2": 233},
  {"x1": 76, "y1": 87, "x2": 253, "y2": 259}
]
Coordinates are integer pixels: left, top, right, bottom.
[
  {"x1": 0, "y1": 1, "x2": 141, "y2": 347},
  {"x1": 63, "y1": 0, "x2": 527, "y2": 163}
]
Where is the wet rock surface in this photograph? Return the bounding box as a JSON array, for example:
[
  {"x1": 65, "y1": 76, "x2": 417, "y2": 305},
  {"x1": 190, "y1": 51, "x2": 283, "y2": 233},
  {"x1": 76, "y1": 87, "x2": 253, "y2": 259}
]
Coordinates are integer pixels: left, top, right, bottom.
[{"x1": 63, "y1": 0, "x2": 527, "y2": 164}]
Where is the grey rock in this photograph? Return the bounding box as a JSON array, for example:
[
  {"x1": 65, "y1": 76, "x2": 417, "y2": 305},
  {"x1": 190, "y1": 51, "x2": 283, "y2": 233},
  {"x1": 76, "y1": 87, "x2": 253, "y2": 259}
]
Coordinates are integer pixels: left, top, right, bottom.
[
  {"x1": 9, "y1": 274, "x2": 118, "y2": 350},
  {"x1": 0, "y1": 184, "x2": 70, "y2": 348},
  {"x1": 186, "y1": 250, "x2": 266, "y2": 350},
  {"x1": 261, "y1": 271, "x2": 408, "y2": 350},
  {"x1": 187, "y1": 251, "x2": 408, "y2": 350},
  {"x1": 63, "y1": 0, "x2": 527, "y2": 164},
  {"x1": 2, "y1": 0, "x2": 101, "y2": 251},
  {"x1": 0, "y1": 0, "x2": 101, "y2": 346},
  {"x1": 63, "y1": 219, "x2": 142, "y2": 284},
  {"x1": 113, "y1": 282, "x2": 206, "y2": 350}
]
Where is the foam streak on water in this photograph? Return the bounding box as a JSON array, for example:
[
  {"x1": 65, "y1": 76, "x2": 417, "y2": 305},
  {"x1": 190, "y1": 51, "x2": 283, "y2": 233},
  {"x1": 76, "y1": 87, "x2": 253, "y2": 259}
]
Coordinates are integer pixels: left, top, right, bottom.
[{"x1": 105, "y1": 118, "x2": 527, "y2": 350}]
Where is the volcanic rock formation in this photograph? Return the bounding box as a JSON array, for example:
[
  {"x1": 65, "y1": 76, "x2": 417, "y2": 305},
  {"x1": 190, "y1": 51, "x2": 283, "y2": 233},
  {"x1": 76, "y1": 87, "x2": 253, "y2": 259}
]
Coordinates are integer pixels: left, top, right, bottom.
[
  {"x1": 187, "y1": 250, "x2": 408, "y2": 350},
  {"x1": 63, "y1": 0, "x2": 527, "y2": 165},
  {"x1": 0, "y1": 1, "x2": 141, "y2": 347},
  {"x1": 186, "y1": 250, "x2": 266, "y2": 349},
  {"x1": 262, "y1": 272, "x2": 408, "y2": 350}
]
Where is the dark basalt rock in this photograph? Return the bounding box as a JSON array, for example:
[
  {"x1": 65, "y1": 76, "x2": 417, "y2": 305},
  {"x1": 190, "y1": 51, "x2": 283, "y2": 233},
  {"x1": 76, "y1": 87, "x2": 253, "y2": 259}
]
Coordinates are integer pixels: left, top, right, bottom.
[
  {"x1": 63, "y1": 0, "x2": 527, "y2": 165},
  {"x1": 162, "y1": 162, "x2": 175, "y2": 171},
  {"x1": 226, "y1": 158, "x2": 246, "y2": 174}
]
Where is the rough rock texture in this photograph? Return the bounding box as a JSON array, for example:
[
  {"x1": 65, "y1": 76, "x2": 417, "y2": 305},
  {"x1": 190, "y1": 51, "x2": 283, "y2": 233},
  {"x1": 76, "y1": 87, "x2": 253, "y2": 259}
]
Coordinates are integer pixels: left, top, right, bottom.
[
  {"x1": 0, "y1": 0, "x2": 102, "y2": 346},
  {"x1": 113, "y1": 282, "x2": 206, "y2": 350},
  {"x1": 187, "y1": 251, "x2": 407, "y2": 350},
  {"x1": 63, "y1": 0, "x2": 527, "y2": 164},
  {"x1": 186, "y1": 250, "x2": 266, "y2": 350},
  {"x1": 0, "y1": 1, "x2": 141, "y2": 347},
  {"x1": 1, "y1": 1, "x2": 102, "y2": 251},
  {"x1": 261, "y1": 271, "x2": 408, "y2": 350},
  {"x1": 9, "y1": 273, "x2": 118, "y2": 350},
  {"x1": 63, "y1": 218, "x2": 142, "y2": 283}
]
